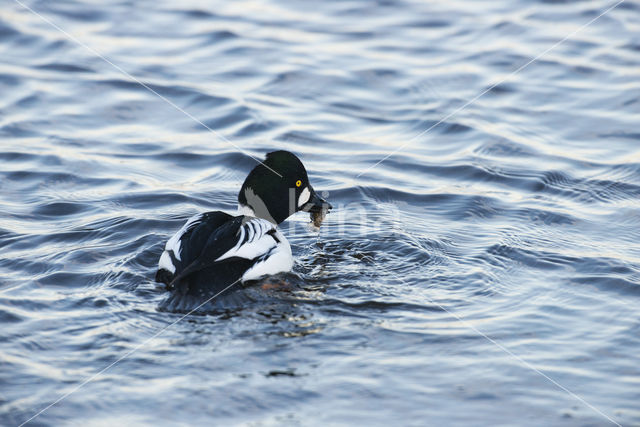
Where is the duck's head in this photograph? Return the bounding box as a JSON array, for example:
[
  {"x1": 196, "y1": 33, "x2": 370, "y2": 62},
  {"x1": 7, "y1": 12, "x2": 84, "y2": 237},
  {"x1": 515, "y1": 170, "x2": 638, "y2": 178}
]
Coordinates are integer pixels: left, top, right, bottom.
[{"x1": 238, "y1": 151, "x2": 332, "y2": 224}]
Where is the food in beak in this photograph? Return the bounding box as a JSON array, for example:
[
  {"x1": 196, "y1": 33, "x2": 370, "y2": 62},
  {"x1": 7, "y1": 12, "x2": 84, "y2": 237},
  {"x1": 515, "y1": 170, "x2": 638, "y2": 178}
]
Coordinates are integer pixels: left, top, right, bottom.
[
  {"x1": 310, "y1": 208, "x2": 327, "y2": 228},
  {"x1": 304, "y1": 190, "x2": 332, "y2": 229}
]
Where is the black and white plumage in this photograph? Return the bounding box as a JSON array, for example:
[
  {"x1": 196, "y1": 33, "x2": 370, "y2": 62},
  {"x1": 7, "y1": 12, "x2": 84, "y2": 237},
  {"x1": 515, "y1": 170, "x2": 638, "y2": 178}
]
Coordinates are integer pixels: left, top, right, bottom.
[
  {"x1": 155, "y1": 151, "x2": 331, "y2": 310},
  {"x1": 156, "y1": 213, "x2": 292, "y2": 293}
]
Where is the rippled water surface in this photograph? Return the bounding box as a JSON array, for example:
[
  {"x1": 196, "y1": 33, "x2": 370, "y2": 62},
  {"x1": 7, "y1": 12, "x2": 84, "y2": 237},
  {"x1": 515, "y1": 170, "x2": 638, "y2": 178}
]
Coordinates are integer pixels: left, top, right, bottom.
[{"x1": 1, "y1": 0, "x2": 640, "y2": 425}]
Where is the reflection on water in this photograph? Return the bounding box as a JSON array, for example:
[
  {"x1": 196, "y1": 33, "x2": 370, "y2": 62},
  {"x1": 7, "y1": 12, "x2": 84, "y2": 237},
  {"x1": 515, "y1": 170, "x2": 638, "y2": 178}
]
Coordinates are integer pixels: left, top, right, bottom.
[{"x1": 1, "y1": 0, "x2": 639, "y2": 425}]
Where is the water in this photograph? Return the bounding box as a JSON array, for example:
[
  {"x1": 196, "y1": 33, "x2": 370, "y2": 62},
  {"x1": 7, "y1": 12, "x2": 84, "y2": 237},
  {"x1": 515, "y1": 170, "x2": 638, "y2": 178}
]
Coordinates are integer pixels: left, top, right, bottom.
[{"x1": 1, "y1": 0, "x2": 639, "y2": 425}]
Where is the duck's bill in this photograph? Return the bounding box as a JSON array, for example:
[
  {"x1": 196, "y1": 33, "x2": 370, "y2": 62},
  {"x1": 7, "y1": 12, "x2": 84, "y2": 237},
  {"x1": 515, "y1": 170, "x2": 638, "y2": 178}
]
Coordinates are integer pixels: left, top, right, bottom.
[{"x1": 301, "y1": 190, "x2": 332, "y2": 214}]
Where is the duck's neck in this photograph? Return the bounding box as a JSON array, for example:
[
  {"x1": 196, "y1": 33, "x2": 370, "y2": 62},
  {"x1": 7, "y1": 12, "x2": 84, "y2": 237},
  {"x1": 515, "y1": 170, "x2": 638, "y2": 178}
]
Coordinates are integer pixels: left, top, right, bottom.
[
  {"x1": 237, "y1": 203, "x2": 256, "y2": 218},
  {"x1": 237, "y1": 186, "x2": 287, "y2": 224}
]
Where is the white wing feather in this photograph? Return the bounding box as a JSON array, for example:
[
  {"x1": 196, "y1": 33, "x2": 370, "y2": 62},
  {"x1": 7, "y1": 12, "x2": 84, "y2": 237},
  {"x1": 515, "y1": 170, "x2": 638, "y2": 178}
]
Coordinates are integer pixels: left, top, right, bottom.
[
  {"x1": 216, "y1": 218, "x2": 280, "y2": 262},
  {"x1": 164, "y1": 213, "x2": 202, "y2": 261},
  {"x1": 158, "y1": 213, "x2": 203, "y2": 273}
]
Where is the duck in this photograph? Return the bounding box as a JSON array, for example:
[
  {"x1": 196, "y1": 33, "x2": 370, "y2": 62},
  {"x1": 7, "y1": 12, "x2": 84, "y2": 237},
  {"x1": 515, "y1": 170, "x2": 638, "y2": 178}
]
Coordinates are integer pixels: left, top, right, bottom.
[{"x1": 155, "y1": 150, "x2": 331, "y2": 308}]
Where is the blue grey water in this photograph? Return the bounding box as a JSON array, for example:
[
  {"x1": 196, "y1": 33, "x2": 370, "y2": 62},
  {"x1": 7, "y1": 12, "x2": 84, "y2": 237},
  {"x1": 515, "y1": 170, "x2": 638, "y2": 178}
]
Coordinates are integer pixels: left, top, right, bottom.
[{"x1": 1, "y1": 0, "x2": 639, "y2": 425}]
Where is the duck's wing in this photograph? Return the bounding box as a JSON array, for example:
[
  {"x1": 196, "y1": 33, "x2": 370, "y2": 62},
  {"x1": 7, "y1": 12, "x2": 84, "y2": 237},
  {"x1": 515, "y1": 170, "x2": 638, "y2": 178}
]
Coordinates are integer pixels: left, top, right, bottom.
[
  {"x1": 156, "y1": 211, "x2": 233, "y2": 284},
  {"x1": 156, "y1": 214, "x2": 289, "y2": 294}
]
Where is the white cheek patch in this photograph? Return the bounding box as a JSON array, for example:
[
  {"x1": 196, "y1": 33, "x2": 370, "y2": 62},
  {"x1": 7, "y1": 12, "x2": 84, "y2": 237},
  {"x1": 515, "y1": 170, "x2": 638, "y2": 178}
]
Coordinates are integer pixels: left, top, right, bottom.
[{"x1": 297, "y1": 187, "x2": 311, "y2": 208}]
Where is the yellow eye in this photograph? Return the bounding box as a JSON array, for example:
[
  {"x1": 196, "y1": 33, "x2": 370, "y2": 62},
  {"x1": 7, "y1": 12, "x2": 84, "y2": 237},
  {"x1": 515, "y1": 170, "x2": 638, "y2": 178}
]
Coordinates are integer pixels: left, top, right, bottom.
[{"x1": 295, "y1": 180, "x2": 302, "y2": 187}]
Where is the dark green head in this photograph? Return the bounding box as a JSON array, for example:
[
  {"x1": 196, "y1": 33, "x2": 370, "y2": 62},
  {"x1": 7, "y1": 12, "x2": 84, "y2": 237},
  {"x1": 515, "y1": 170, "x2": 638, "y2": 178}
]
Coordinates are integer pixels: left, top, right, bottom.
[{"x1": 238, "y1": 151, "x2": 331, "y2": 224}]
